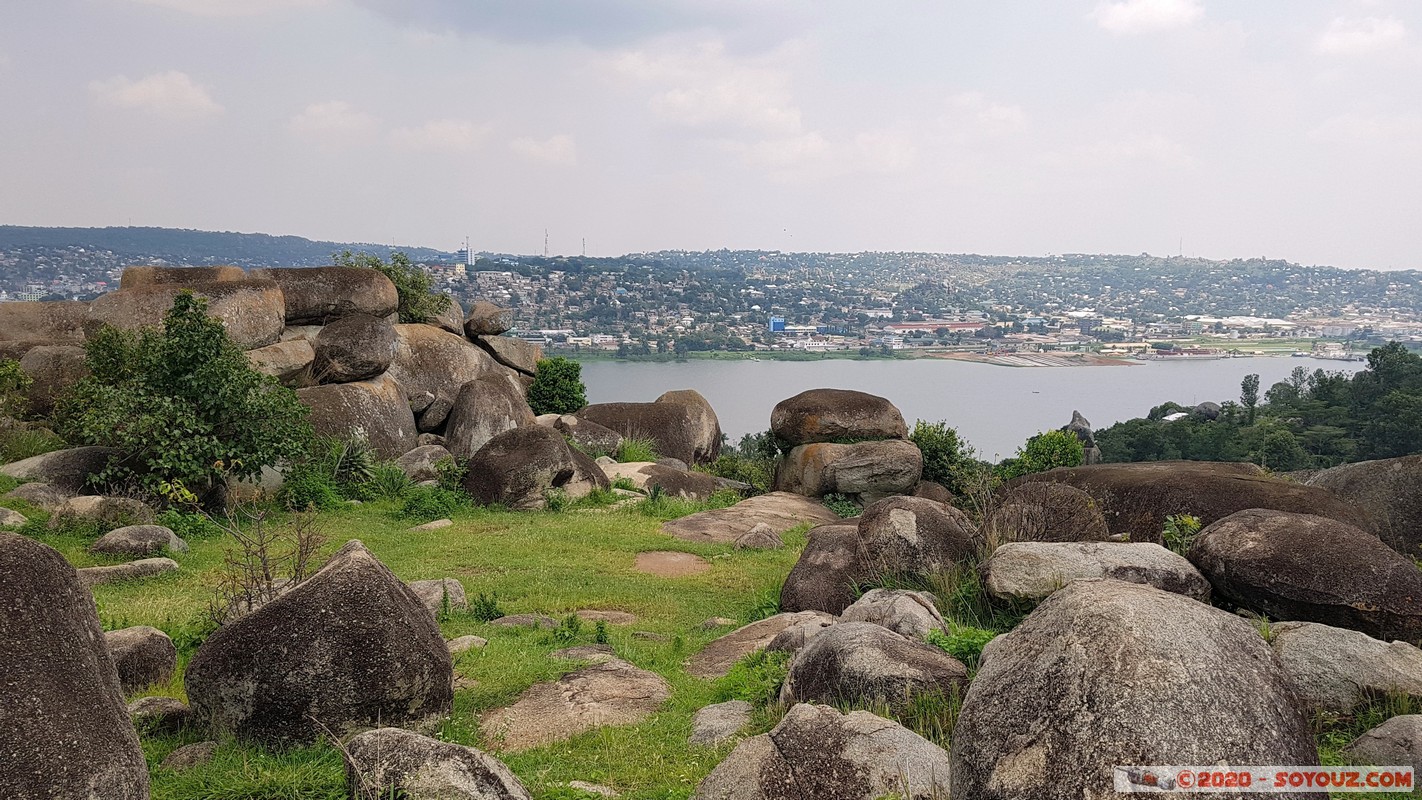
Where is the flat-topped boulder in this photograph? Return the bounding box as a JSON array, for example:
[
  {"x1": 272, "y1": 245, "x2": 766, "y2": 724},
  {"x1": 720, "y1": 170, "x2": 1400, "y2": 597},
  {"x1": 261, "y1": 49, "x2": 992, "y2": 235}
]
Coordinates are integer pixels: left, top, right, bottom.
[
  {"x1": 480, "y1": 658, "x2": 671, "y2": 751},
  {"x1": 1189, "y1": 509, "x2": 1422, "y2": 641},
  {"x1": 77, "y1": 557, "x2": 179, "y2": 588},
  {"x1": 1012, "y1": 460, "x2": 1372, "y2": 542},
  {"x1": 119, "y1": 264, "x2": 247, "y2": 288},
  {"x1": 246, "y1": 339, "x2": 314, "y2": 387},
  {"x1": 661, "y1": 491, "x2": 842, "y2": 544},
  {"x1": 251, "y1": 266, "x2": 398, "y2": 324},
  {"x1": 0, "y1": 299, "x2": 89, "y2": 345},
  {"x1": 1306, "y1": 454, "x2": 1422, "y2": 558},
  {"x1": 687, "y1": 611, "x2": 835, "y2": 679},
  {"x1": 983, "y1": 541, "x2": 1211, "y2": 603},
  {"x1": 770, "y1": 388, "x2": 908, "y2": 446},
  {"x1": 600, "y1": 461, "x2": 722, "y2": 501},
  {"x1": 0, "y1": 533, "x2": 149, "y2": 799},
  {"x1": 297, "y1": 374, "x2": 418, "y2": 459},
  {"x1": 464, "y1": 301, "x2": 514, "y2": 337},
  {"x1": 775, "y1": 439, "x2": 923, "y2": 502},
  {"x1": 87, "y1": 279, "x2": 286, "y2": 350}
]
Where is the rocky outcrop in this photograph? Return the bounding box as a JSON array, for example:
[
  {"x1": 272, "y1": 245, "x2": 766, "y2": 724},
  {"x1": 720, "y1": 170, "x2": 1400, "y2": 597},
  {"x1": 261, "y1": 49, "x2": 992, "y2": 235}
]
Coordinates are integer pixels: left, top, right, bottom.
[
  {"x1": 464, "y1": 301, "x2": 514, "y2": 337},
  {"x1": 105, "y1": 625, "x2": 177, "y2": 693},
  {"x1": 90, "y1": 524, "x2": 187, "y2": 558},
  {"x1": 549, "y1": 415, "x2": 624, "y2": 456},
  {"x1": 311, "y1": 314, "x2": 398, "y2": 383},
  {"x1": 0, "y1": 445, "x2": 119, "y2": 491},
  {"x1": 251, "y1": 266, "x2": 399, "y2": 324},
  {"x1": 1269, "y1": 621, "x2": 1422, "y2": 714},
  {"x1": 0, "y1": 299, "x2": 89, "y2": 346},
  {"x1": 1013, "y1": 460, "x2": 1372, "y2": 542},
  {"x1": 579, "y1": 395, "x2": 722, "y2": 465},
  {"x1": 386, "y1": 324, "x2": 499, "y2": 431},
  {"x1": 408, "y1": 578, "x2": 467, "y2": 619},
  {"x1": 480, "y1": 658, "x2": 671, "y2": 751},
  {"x1": 1306, "y1": 455, "x2": 1422, "y2": 558},
  {"x1": 601, "y1": 461, "x2": 723, "y2": 501},
  {"x1": 839, "y1": 589, "x2": 947, "y2": 639},
  {"x1": 185, "y1": 540, "x2": 453, "y2": 745},
  {"x1": 691, "y1": 703, "x2": 952, "y2": 800},
  {"x1": 770, "y1": 388, "x2": 908, "y2": 446},
  {"x1": 397, "y1": 444, "x2": 453, "y2": 483},
  {"x1": 297, "y1": 374, "x2": 418, "y2": 459},
  {"x1": 87, "y1": 279, "x2": 286, "y2": 349},
  {"x1": 984, "y1": 481, "x2": 1111, "y2": 546},
  {"x1": 1343, "y1": 715, "x2": 1422, "y2": 774},
  {"x1": 1188, "y1": 509, "x2": 1422, "y2": 641},
  {"x1": 18, "y1": 344, "x2": 88, "y2": 416},
  {"x1": 474, "y1": 335, "x2": 541, "y2": 377},
  {"x1": 982, "y1": 541, "x2": 1211, "y2": 603},
  {"x1": 344, "y1": 727, "x2": 530, "y2": 800},
  {"x1": 51, "y1": 495, "x2": 155, "y2": 528},
  {"x1": 119, "y1": 264, "x2": 247, "y2": 288},
  {"x1": 781, "y1": 622, "x2": 968, "y2": 709},
  {"x1": 0, "y1": 533, "x2": 149, "y2": 799},
  {"x1": 246, "y1": 339, "x2": 315, "y2": 387},
  {"x1": 950, "y1": 579, "x2": 1320, "y2": 800},
  {"x1": 1060, "y1": 409, "x2": 1101, "y2": 464},
  {"x1": 443, "y1": 375, "x2": 537, "y2": 460},
  {"x1": 462, "y1": 425, "x2": 608, "y2": 510},
  {"x1": 774, "y1": 440, "x2": 923, "y2": 502},
  {"x1": 687, "y1": 611, "x2": 836, "y2": 679}
]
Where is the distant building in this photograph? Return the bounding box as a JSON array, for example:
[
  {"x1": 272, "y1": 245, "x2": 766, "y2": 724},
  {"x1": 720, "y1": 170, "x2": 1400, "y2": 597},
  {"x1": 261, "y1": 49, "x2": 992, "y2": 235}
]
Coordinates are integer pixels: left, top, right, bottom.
[{"x1": 768, "y1": 316, "x2": 786, "y2": 332}]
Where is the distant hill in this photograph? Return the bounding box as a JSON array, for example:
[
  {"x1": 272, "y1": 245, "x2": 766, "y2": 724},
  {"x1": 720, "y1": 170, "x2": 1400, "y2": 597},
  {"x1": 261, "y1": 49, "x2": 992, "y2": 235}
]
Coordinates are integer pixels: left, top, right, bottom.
[{"x1": 0, "y1": 226, "x2": 453, "y2": 268}]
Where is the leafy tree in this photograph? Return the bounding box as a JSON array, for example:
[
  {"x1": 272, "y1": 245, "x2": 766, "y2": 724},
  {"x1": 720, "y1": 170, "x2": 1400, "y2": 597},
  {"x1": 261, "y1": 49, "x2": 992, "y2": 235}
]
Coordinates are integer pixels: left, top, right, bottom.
[
  {"x1": 0, "y1": 359, "x2": 32, "y2": 419},
  {"x1": 1240, "y1": 373, "x2": 1260, "y2": 425},
  {"x1": 527, "y1": 356, "x2": 587, "y2": 415},
  {"x1": 54, "y1": 292, "x2": 314, "y2": 495},
  {"x1": 334, "y1": 250, "x2": 451, "y2": 324},
  {"x1": 909, "y1": 420, "x2": 976, "y2": 496},
  {"x1": 997, "y1": 429, "x2": 1085, "y2": 480}
]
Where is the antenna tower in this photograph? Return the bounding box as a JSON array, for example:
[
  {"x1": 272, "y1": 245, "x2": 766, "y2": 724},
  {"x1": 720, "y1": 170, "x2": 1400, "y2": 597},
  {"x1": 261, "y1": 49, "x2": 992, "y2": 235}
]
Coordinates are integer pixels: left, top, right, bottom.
[{"x1": 544, "y1": 229, "x2": 549, "y2": 257}]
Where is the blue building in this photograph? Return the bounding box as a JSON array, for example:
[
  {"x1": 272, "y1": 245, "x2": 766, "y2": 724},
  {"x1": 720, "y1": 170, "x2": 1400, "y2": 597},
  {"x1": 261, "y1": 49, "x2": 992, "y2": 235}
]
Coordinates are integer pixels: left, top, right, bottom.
[{"x1": 768, "y1": 317, "x2": 786, "y2": 332}]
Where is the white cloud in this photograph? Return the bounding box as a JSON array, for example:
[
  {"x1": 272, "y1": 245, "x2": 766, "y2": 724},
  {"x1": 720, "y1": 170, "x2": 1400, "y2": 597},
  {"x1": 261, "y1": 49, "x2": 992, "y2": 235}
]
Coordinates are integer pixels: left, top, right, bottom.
[
  {"x1": 391, "y1": 119, "x2": 491, "y2": 152},
  {"x1": 612, "y1": 39, "x2": 804, "y2": 135},
  {"x1": 943, "y1": 92, "x2": 1028, "y2": 135},
  {"x1": 122, "y1": 0, "x2": 328, "y2": 16},
  {"x1": 1309, "y1": 112, "x2": 1422, "y2": 146},
  {"x1": 510, "y1": 134, "x2": 577, "y2": 166},
  {"x1": 1090, "y1": 0, "x2": 1203, "y2": 34},
  {"x1": 288, "y1": 101, "x2": 379, "y2": 140},
  {"x1": 1316, "y1": 16, "x2": 1407, "y2": 55},
  {"x1": 89, "y1": 70, "x2": 223, "y2": 118}
]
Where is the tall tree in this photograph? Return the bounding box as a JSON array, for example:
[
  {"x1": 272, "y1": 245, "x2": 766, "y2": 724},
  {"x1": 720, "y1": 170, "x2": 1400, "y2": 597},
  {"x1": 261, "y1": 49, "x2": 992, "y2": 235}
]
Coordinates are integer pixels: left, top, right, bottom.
[{"x1": 1240, "y1": 373, "x2": 1261, "y2": 425}]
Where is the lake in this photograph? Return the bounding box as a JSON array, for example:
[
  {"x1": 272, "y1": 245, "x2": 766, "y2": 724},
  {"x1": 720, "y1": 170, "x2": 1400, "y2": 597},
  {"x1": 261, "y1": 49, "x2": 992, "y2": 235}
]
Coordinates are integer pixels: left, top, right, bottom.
[{"x1": 580, "y1": 356, "x2": 1367, "y2": 459}]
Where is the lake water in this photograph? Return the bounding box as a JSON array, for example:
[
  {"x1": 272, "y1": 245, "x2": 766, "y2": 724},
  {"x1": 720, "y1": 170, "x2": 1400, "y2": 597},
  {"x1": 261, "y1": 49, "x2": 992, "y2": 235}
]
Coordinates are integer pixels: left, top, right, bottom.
[{"x1": 580, "y1": 356, "x2": 1367, "y2": 459}]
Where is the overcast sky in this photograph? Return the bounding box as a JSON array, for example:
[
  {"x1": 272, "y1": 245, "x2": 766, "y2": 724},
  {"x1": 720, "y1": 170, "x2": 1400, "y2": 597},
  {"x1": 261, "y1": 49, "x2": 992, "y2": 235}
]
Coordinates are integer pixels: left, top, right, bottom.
[{"x1": 1, "y1": 1, "x2": 1418, "y2": 268}]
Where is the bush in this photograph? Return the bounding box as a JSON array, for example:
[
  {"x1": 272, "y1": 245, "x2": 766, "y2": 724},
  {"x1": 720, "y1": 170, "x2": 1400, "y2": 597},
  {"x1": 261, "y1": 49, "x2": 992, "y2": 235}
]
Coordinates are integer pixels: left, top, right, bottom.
[
  {"x1": 926, "y1": 625, "x2": 998, "y2": 671},
  {"x1": 334, "y1": 250, "x2": 451, "y2": 324},
  {"x1": 156, "y1": 508, "x2": 224, "y2": 540},
  {"x1": 1162, "y1": 513, "x2": 1202, "y2": 555},
  {"x1": 278, "y1": 463, "x2": 343, "y2": 511},
  {"x1": 469, "y1": 592, "x2": 505, "y2": 622},
  {"x1": 0, "y1": 359, "x2": 32, "y2": 418},
  {"x1": 398, "y1": 485, "x2": 469, "y2": 522},
  {"x1": 715, "y1": 649, "x2": 792, "y2": 707},
  {"x1": 910, "y1": 420, "x2": 977, "y2": 496},
  {"x1": 0, "y1": 426, "x2": 67, "y2": 464},
  {"x1": 527, "y1": 357, "x2": 587, "y2": 415},
  {"x1": 53, "y1": 292, "x2": 313, "y2": 495},
  {"x1": 821, "y1": 492, "x2": 860, "y2": 518},
  {"x1": 434, "y1": 456, "x2": 468, "y2": 492},
  {"x1": 996, "y1": 429, "x2": 1085, "y2": 481},
  {"x1": 616, "y1": 437, "x2": 659, "y2": 463}
]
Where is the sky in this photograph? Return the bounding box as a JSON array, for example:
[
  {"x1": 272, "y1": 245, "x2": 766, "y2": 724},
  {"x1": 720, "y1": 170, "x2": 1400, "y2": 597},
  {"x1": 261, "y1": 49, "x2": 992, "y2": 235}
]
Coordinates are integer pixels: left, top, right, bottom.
[{"x1": 1, "y1": 1, "x2": 1419, "y2": 269}]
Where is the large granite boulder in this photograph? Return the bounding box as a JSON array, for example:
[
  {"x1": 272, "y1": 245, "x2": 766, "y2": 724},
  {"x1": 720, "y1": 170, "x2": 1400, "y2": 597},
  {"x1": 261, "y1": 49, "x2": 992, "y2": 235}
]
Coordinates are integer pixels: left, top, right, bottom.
[
  {"x1": 90, "y1": 524, "x2": 187, "y2": 558},
  {"x1": 779, "y1": 524, "x2": 866, "y2": 616},
  {"x1": 1306, "y1": 455, "x2": 1422, "y2": 559},
  {"x1": 251, "y1": 266, "x2": 399, "y2": 324},
  {"x1": 0, "y1": 533, "x2": 149, "y2": 799},
  {"x1": 579, "y1": 395, "x2": 722, "y2": 465},
  {"x1": 246, "y1": 339, "x2": 315, "y2": 387},
  {"x1": 0, "y1": 445, "x2": 119, "y2": 491},
  {"x1": 691, "y1": 703, "x2": 952, "y2": 800},
  {"x1": 655, "y1": 389, "x2": 722, "y2": 458},
  {"x1": 1061, "y1": 409, "x2": 1101, "y2": 464},
  {"x1": 480, "y1": 658, "x2": 671, "y2": 751},
  {"x1": 660, "y1": 491, "x2": 841, "y2": 545},
  {"x1": 775, "y1": 439, "x2": 923, "y2": 502},
  {"x1": 462, "y1": 425, "x2": 608, "y2": 510},
  {"x1": 781, "y1": 621, "x2": 968, "y2": 709},
  {"x1": 18, "y1": 344, "x2": 88, "y2": 417},
  {"x1": 311, "y1": 313, "x2": 398, "y2": 384},
  {"x1": 984, "y1": 481, "x2": 1111, "y2": 546},
  {"x1": 104, "y1": 625, "x2": 178, "y2": 693},
  {"x1": 1269, "y1": 620, "x2": 1422, "y2": 714},
  {"x1": 686, "y1": 611, "x2": 835, "y2": 679},
  {"x1": 396, "y1": 444, "x2": 453, "y2": 483},
  {"x1": 839, "y1": 588, "x2": 947, "y2": 639},
  {"x1": 551, "y1": 415, "x2": 623, "y2": 456},
  {"x1": 982, "y1": 541, "x2": 1211, "y2": 603},
  {"x1": 344, "y1": 727, "x2": 530, "y2": 800},
  {"x1": 950, "y1": 579, "x2": 1321, "y2": 800},
  {"x1": 87, "y1": 279, "x2": 286, "y2": 350},
  {"x1": 432, "y1": 296, "x2": 465, "y2": 337},
  {"x1": 119, "y1": 264, "x2": 247, "y2": 288},
  {"x1": 770, "y1": 388, "x2": 908, "y2": 446},
  {"x1": 443, "y1": 374, "x2": 536, "y2": 460},
  {"x1": 0, "y1": 299, "x2": 89, "y2": 345},
  {"x1": 1188, "y1": 509, "x2": 1422, "y2": 641},
  {"x1": 464, "y1": 301, "x2": 514, "y2": 337},
  {"x1": 184, "y1": 540, "x2": 453, "y2": 745},
  {"x1": 1012, "y1": 460, "x2": 1372, "y2": 543},
  {"x1": 297, "y1": 374, "x2": 418, "y2": 459},
  {"x1": 473, "y1": 335, "x2": 541, "y2": 377},
  {"x1": 386, "y1": 324, "x2": 499, "y2": 431}
]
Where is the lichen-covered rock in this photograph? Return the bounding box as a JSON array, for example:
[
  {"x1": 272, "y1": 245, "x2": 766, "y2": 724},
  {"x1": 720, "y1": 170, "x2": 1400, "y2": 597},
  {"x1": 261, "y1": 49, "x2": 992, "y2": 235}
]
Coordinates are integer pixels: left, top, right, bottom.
[
  {"x1": 839, "y1": 589, "x2": 946, "y2": 639},
  {"x1": 0, "y1": 533, "x2": 149, "y2": 799},
  {"x1": 1306, "y1": 455, "x2": 1422, "y2": 559},
  {"x1": 734, "y1": 523, "x2": 784, "y2": 550},
  {"x1": 386, "y1": 324, "x2": 500, "y2": 431},
  {"x1": 1343, "y1": 715, "x2": 1422, "y2": 775},
  {"x1": 1270, "y1": 621, "x2": 1422, "y2": 714},
  {"x1": 344, "y1": 727, "x2": 531, "y2": 800},
  {"x1": 105, "y1": 625, "x2": 177, "y2": 693},
  {"x1": 0, "y1": 446, "x2": 119, "y2": 491},
  {"x1": 119, "y1": 265, "x2": 247, "y2": 288},
  {"x1": 297, "y1": 374, "x2": 418, "y2": 459},
  {"x1": 0, "y1": 299, "x2": 89, "y2": 344},
  {"x1": 311, "y1": 314, "x2": 398, "y2": 383},
  {"x1": 90, "y1": 525, "x2": 187, "y2": 558},
  {"x1": 462, "y1": 425, "x2": 607, "y2": 510},
  {"x1": 443, "y1": 375, "x2": 536, "y2": 459},
  {"x1": 774, "y1": 440, "x2": 922, "y2": 502},
  {"x1": 397, "y1": 444, "x2": 453, "y2": 483},
  {"x1": 184, "y1": 540, "x2": 453, "y2": 745},
  {"x1": 691, "y1": 703, "x2": 952, "y2": 800},
  {"x1": 480, "y1": 658, "x2": 671, "y2": 751},
  {"x1": 984, "y1": 481, "x2": 1111, "y2": 546},
  {"x1": 18, "y1": 344, "x2": 88, "y2": 417},
  {"x1": 950, "y1": 579, "x2": 1321, "y2": 800},
  {"x1": 553, "y1": 415, "x2": 624, "y2": 457},
  {"x1": 982, "y1": 541, "x2": 1211, "y2": 603},
  {"x1": 770, "y1": 388, "x2": 908, "y2": 446},
  {"x1": 781, "y1": 622, "x2": 967, "y2": 709},
  {"x1": 246, "y1": 339, "x2": 314, "y2": 387},
  {"x1": 251, "y1": 266, "x2": 399, "y2": 324},
  {"x1": 51, "y1": 495, "x2": 155, "y2": 528},
  {"x1": 690, "y1": 701, "x2": 753, "y2": 747},
  {"x1": 779, "y1": 523, "x2": 863, "y2": 616},
  {"x1": 1189, "y1": 509, "x2": 1422, "y2": 641},
  {"x1": 87, "y1": 279, "x2": 286, "y2": 349},
  {"x1": 408, "y1": 578, "x2": 467, "y2": 619},
  {"x1": 127, "y1": 695, "x2": 191, "y2": 734}
]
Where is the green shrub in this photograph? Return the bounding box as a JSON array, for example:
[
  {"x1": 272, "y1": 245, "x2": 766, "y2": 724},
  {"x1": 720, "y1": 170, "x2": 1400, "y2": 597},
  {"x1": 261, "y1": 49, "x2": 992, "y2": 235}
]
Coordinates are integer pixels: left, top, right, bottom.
[
  {"x1": 616, "y1": 437, "x2": 659, "y2": 463},
  {"x1": 527, "y1": 356, "x2": 587, "y2": 415},
  {"x1": 156, "y1": 508, "x2": 224, "y2": 540},
  {"x1": 593, "y1": 619, "x2": 609, "y2": 644},
  {"x1": 364, "y1": 461, "x2": 413, "y2": 500},
  {"x1": 909, "y1": 420, "x2": 977, "y2": 496},
  {"x1": 1162, "y1": 513, "x2": 1202, "y2": 555},
  {"x1": 926, "y1": 625, "x2": 998, "y2": 671},
  {"x1": 434, "y1": 456, "x2": 468, "y2": 492},
  {"x1": 610, "y1": 476, "x2": 638, "y2": 492},
  {"x1": 470, "y1": 592, "x2": 505, "y2": 622},
  {"x1": 715, "y1": 649, "x2": 792, "y2": 707},
  {"x1": 0, "y1": 426, "x2": 67, "y2": 464},
  {"x1": 544, "y1": 487, "x2": 570, "y2": 512},
  {"x1": 821, "y1": 492, "x2": 860, "y2": 518},
  {"x1": 53, "y1": 292, "x2": 313, "y2": 495},
  {"x1": 398, "y1": 485, "x2": 469, "y2": 522},
  {"x1": 551, "y1": 613, "x2": 583, "y2": 644},
  {"x1": 996, "y1": 429, "x2": 1085, "y2": 481},
  {"x1": 278, "y1": 463, "x2": 343, "y2": 511},
  {"x1": 0, "y1": 359, "x2": 33, "y2": 418},
  {"x1": 334, "y1": 250, "x2": 451, "y2": 324}
]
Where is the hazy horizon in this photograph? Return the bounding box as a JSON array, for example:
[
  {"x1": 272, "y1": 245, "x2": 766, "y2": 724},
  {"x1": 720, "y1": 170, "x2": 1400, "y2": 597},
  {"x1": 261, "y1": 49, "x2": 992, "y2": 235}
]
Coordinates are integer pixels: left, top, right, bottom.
[{"x1": 3, "y1": 1, "x2": 1419, "y2": 269}]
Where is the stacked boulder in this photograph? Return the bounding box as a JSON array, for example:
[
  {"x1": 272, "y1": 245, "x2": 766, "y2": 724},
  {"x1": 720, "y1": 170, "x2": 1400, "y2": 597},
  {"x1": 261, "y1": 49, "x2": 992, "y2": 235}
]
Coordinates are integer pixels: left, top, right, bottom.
[
  {"x1": 770, "y1": 388, "x2": 922, "y2": 504},
  {"x1": 579, "y1": 389, "x2": 722, "y2": 465}
]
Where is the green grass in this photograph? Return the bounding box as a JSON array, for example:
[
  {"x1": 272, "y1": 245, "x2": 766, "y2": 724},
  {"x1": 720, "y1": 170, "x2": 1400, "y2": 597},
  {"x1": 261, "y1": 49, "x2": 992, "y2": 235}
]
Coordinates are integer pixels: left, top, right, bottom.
[{"x1": 9, "y1": 495, "x2": 805, "y2": 800}]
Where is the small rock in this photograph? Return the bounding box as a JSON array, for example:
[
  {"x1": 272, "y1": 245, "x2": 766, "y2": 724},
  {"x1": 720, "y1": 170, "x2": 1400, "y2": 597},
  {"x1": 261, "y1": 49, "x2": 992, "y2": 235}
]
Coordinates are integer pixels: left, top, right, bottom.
[
  {"x1": 344, "y1": 727, "x2": 531, "y2": 800},
  {"x1": 489, "y1": 614, "x2": 559, "y2": 629},
  {"x1": 781, "y1": 622, "x2": 968, "y2": 710},
  {"x1": 90, "y1": 525, "x2": 188, "y2": 558},
  {"x1": 51, "y1": 495, "x2": 155, "y2": 528},
  {"x1": 690, "y1": 700, "x2": 753, "y2": 747},
  {"x1": 128, "y1": 696, "x2": 190, "y2": 734},
  {"x1": 106, "y1": 626, "x2": 178, "y2": 693},
  {"x1": 567, "y1": 781, "x2": 619, "y2": 797},
  {"x1": 409, "y1": 518, "x2": 453, "y2": 532},
  {"x1": 160, "y1": 741, "x2": 219, "y2": 772},
  {"x1": 840, "y1": 589, "x2": 946, "y2": 639},
  {"x1": 1343, "y1": 715, "x2": 1422, "y2": 774},
  {"x1": 634, "y1": 551, "x2": 710, "y2": 577},
  {"x1": 481, "y1": 658, "x2": 672, "y2": 751},
  {"x1": 733, "y1": 523, "x2": 783, "y2": 550},
  {"x1": 3, "y1": 481, "x2": 70, "y2": 510},
  {"x1": 551, "y1": 644, "x2": 617, "y2": 663},
  {"x1": 633, "y1": 631, "x2": 669, "y2": 641},
  {"x1": 765, "y1": 615, "x2": 837, "y2": 654},
  {"x1": 699, "y1": 617, "x2": 737, "y2": 630},
  {"x1": 77, "y1": 557, "x2": 179, "y2": 587},
  {"x1": 408, "y1": 578, "x2": 468, "y2": 618},
  {"x1": 447, "y1": 635, "x2": 488, "y2": 655},
  {"x1": 687, "y1": 611, "x2": 835, "y2": 679},
  {"x1": 0, "y1": 507, "x2": 27, "y2": 527}
]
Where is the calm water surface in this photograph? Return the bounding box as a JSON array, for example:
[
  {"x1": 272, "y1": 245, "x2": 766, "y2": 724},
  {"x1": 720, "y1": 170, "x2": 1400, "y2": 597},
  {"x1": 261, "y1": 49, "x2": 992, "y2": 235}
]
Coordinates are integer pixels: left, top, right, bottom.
[{"x1": 580, "y1": 356, "x2": 1366, "y2": 459}]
